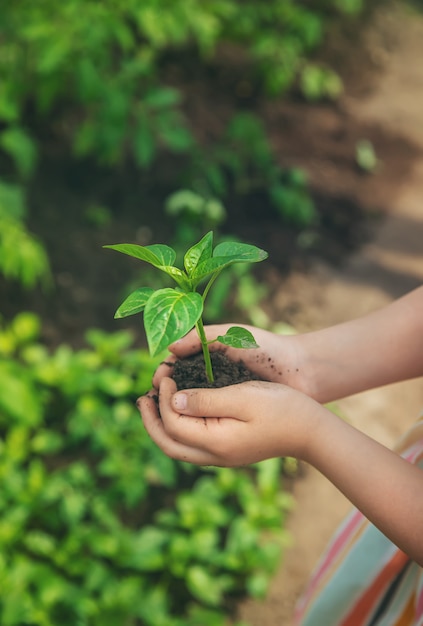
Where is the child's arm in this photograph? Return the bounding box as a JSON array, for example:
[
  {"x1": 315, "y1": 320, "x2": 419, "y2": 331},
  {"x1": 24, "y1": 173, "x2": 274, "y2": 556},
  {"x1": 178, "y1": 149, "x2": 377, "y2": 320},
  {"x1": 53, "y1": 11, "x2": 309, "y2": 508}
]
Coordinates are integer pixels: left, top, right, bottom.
[
  {"x1": 139, "y1": 378, "x2": 423, "y2": 566},
  {"x1": 297, "y1": 284, "x2": 423, "y2": 402},
  {"x1": 159, "y1": 285, "x2": 423, "y2": 403}
]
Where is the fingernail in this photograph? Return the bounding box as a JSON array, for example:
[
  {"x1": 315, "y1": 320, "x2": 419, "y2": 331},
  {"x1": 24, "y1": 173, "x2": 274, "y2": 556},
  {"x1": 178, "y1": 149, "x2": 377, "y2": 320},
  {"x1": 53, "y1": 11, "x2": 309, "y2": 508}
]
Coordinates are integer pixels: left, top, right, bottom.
[{"x1": 173, "y1": 393, "x2": 187, "y2": 410}]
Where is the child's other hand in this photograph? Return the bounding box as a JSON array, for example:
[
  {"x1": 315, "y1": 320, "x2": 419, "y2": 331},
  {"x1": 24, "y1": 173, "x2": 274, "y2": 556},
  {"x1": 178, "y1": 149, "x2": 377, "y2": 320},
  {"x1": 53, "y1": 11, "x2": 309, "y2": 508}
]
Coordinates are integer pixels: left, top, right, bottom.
[{"x1": 138, "y1": 377, "x2": 318, "y2": 467}]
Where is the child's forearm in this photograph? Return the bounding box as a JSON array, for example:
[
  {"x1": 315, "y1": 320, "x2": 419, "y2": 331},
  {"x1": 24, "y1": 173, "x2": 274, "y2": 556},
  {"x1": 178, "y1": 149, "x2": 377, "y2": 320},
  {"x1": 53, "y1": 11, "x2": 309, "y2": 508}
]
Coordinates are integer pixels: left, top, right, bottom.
[
  {"x1": 304, "y1": 405, "x2": 423, "y2": 565},
  {"x1": 297, "y1": 286, "x2": 423, "y2": 403}
]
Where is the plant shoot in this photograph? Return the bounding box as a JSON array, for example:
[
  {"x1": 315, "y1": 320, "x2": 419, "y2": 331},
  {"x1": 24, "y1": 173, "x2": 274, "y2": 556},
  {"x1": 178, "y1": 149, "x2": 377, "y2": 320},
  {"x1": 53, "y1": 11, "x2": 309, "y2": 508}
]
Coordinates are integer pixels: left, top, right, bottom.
[{"x1": 104, "y1": 231, "x2": 268, "y2": 383}]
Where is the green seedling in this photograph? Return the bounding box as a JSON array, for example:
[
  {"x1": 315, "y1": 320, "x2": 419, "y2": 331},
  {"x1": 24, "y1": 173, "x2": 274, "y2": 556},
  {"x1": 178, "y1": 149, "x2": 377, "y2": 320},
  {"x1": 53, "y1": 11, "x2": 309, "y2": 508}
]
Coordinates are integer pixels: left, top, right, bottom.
[{"x1": 104, "y1": 231, "x2": 268, "y2": 383}]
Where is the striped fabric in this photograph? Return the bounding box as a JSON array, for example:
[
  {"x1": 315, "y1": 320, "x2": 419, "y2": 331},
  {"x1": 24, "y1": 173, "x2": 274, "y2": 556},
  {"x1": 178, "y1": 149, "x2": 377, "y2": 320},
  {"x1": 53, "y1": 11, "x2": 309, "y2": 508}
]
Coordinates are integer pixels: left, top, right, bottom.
[{"x1": 295, "y1": 417, "x2": 423, "y2": 626}]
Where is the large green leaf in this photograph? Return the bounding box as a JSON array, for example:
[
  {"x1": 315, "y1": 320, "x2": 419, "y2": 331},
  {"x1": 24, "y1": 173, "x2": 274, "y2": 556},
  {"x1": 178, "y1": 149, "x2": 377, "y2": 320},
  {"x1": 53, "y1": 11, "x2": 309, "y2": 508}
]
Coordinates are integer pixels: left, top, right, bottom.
[
  {"x1": 144, "y1": 289, "x2": 203, "y2": 356},
  {"x1": 114, "y1": 287, "x2": 154, "y2": 319},
  {"x1": 184, "y1": 231, "x2": 213, "y2": 275}
]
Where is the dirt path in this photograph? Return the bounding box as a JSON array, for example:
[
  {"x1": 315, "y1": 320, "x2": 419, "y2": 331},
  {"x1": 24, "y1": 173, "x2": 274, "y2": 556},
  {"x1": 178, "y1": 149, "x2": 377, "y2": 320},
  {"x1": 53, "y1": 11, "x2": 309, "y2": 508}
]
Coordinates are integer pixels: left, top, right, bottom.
[{"x1": 238, "y1": 5, "x2": 423, "y2": 624}]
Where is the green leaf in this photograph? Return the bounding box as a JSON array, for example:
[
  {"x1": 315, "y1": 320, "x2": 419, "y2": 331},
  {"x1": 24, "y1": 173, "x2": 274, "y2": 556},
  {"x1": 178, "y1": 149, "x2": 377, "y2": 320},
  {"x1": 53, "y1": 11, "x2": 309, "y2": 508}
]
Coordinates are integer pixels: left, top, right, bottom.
[
  {"x1": 0, "y1": 181, "x2": 26, "y2": 219},
  {"x1": 186, "y1": 565, "x2": 230, "y2": 606},
  {"x1": 144, "y1": 289, "x2": 203, "y2": 356},
  {"x1": 103, "y1": 243, "x2": 176, "y2": 268},
  {"x1": 213, "y1": 241, "x2": 268, "y2": 263},
  {"x1": 124, "y1": 526, "x2": 167, "y2": 571},
  {"x1": 159, "y1": 265, "x2": 192, "y2": 290},
  {"x1": 0, "y1": 363, "x2": 42, "y2": 425},
  {"x1": 217, "y1": 326, "x2": 259, "y2": 349},
  {"x1": 0, "y1": 127, "x2": 37, "y2": 178},
  {"x1": 184, "y1": 231, "x2": 213, "y2": 275},
  {"x1": 114, "y1": 287, "x2": 154, "y2": 319},
  {"x1": 191, "y1": 241, "x2": 268, "y2": 285},
  {"x1": 134, "y1": 118, "x2": 156, "y2": 167},
  {"x1": 145, "y1": 244, "x2": 176, "y2": 266},
  {"x1": 143, "y1": 87, "x2": 181, "y2": 109}
]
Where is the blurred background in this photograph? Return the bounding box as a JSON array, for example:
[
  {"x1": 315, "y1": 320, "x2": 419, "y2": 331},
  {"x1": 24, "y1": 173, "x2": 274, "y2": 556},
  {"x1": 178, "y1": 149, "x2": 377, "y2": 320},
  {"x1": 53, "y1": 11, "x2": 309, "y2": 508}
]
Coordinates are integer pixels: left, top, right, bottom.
[{"x1": 1, "y1": 1, "x2": 423, "y2": 625}]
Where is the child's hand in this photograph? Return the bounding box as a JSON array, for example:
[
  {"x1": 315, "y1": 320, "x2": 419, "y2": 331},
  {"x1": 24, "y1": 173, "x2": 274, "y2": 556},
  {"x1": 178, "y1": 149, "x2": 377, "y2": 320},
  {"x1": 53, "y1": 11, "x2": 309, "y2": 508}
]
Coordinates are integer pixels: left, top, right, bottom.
[
  {"x1": 138, "y1": 377, "x2": 319, "y2": 466},
  {"x1": 152, "y1": 324, "x2": 310, "y2": 395}
]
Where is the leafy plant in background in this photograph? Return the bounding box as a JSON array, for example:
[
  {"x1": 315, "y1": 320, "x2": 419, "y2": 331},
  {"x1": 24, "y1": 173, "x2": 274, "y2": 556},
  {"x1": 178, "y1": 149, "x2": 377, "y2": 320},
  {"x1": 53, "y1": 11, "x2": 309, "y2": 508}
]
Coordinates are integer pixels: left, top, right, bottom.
[
  {"x1": 0, "y1": 0, "x2": 365, "y2": 178},
  {"x1": 300, "y1": 65, "x2": 343, "y2": 101},
  {"x1": 187, "y1": 113, "x2": 317, "y2": 228},
  {"x1": 0, "y1": 181, "x2": 50, "y2": 288},
  {"x1": 0, "y1": 312, "x2": 292, "y2": 626},
  {"x1": 0, "y1": 0, "x2": 365, "y2": 282},
  {"x1": 355, "y1": 139, "x2": 379, "y2": 173},
  {"x1": 105, "y1": 232, "x2": 268, "y2": 383},
  {"x1": 165, "y1": 190, "x2": 227, "y2": 250}
]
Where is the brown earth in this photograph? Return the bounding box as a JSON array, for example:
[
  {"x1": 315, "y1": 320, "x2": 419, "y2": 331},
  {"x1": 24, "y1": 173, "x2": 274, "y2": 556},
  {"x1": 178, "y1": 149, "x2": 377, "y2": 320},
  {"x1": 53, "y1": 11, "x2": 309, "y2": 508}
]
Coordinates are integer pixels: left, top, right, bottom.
[{"x1": 237, "y1": 4, "x2": 423, "y2": 625}]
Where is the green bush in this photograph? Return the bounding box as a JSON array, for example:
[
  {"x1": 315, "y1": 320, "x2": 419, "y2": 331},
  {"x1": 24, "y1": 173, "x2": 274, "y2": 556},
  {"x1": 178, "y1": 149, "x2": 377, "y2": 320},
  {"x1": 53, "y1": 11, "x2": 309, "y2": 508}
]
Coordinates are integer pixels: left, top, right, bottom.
[
  {"x1": 0, "y1": 181, "x2": 51, "y2": 288},
  {"x1": 186, "y1": 114, "x2": 316, "y2": 227},
  {"x1": 0, "y1": 0, "x2": 363, "y2": 175},
  {"x1": 0, "y1": 0, "x2": 365, "y2": 282},
  {"x1": 0, "y1": 312, "x2": 292, "y2": 626}
]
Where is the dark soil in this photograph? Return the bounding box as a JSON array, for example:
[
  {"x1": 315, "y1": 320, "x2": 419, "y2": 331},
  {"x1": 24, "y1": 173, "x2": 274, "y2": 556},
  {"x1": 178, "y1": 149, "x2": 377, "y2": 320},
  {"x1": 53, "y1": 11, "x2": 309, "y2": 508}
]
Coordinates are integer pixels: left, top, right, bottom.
[{"x1": 172, "y1": 351, "x2": 261, "y2": 390}]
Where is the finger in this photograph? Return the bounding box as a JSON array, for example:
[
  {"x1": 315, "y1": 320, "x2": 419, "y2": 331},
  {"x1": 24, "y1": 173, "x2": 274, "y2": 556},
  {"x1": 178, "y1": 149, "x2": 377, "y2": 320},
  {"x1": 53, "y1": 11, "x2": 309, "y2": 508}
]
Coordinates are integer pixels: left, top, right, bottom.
[
  {"x1": 170, "y1": 381, "x2": 258, "y2": 420},
  {"x1": 137, "y1": 392, "x2": 219, "y2": 465},
  {"x1": 168, "y1": 325, "x2": 235, "y2": 357},
  {"x1": 152, "y1": 354, "x2": 177, "y2": 388},
  {"x1": 156, "y1": 378, "x2": 246, "y2": 460}
]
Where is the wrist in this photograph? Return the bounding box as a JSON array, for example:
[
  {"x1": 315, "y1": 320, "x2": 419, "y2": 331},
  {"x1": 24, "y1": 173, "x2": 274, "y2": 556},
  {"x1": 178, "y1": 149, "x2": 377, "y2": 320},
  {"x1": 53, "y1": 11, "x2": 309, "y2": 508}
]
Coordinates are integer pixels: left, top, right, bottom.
[
  {"x1": 271, "y1": 386, "x2": 325, "y2": 461},
  {"x1": 278, "y1": 334, "x2": 319, "y2": 400},
  {"x1": 294, "y1": 395, "x2": 332, "y2": 462}
]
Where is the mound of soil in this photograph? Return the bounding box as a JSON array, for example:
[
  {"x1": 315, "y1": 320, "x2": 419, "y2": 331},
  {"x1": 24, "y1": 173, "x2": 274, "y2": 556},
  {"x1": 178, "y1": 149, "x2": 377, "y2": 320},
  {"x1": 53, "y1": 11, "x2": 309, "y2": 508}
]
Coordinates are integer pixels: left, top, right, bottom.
[{"x1": 172, "y1": 351, "x2": 261, "y2": 390}]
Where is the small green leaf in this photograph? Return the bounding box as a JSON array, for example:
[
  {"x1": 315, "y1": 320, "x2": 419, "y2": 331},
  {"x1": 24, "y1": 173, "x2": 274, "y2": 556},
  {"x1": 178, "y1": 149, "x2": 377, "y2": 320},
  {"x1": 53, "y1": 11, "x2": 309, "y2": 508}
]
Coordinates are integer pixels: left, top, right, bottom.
[
  {"x1": 159, "y1": 265, "x2": 192, "y2": 290},
  {"x1": 213, "y1": 241, "x2": 268, "y2": 263},
  {"x1": 191, "y1": 242, "x2": 268, "y2": 285},
  {"x1": 103, "y1": 243, "x2": 175, "y2": 269},
  {"x1": 114, "y1": 287, "x2": 154, "y2": 318},
  {"x1": 184, "y1": 231, "x2": 213, "y2": 275},
  {"x1": 124, "y1": 526, "x2": 167, "y2": 571},
  {"x1": 134, "y1": 118, "x2": 156, "y2": 167},
  {"x1": 104, "y1": 243, "x2": 191, "y2": 288},
  {"x1": 0, "y1": 127, "x2": 37, "y2": 178},
  {"x1": 217, "y1": 327, "x2": 259, "y2": 349},
  {"x1": 190, "y1": 256, "x2": 248, "y2": 285},
  {"x1": 186, "y1": 565, "x2": 230, "y2": 606},
  {"x1": 143, "y1": 87, "x2": 181, "y2": 109},
  {"x1": 144, "y1": 289, "x2": 203, "y2": 356}
]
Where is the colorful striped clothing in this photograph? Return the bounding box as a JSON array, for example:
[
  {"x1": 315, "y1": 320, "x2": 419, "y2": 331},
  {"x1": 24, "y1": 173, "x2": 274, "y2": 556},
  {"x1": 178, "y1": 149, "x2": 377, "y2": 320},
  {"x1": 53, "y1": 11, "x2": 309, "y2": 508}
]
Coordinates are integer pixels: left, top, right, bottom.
[{"x1": 295, "y1": 417, "x2": 423, "y2": 626}]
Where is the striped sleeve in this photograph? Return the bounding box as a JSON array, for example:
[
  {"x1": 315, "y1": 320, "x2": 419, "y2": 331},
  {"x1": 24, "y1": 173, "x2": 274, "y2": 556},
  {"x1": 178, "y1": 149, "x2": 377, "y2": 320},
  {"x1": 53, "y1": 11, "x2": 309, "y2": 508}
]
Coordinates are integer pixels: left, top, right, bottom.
[{"x1": 294, "y1": 427, "x2": 423, "y2": 626}]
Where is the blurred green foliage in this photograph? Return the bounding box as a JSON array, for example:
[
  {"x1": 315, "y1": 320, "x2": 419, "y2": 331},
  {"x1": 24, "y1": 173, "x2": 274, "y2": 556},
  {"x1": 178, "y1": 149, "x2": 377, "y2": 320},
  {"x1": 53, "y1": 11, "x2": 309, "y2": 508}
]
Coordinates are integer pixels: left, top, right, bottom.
[
  {"x1": 0, "y1": 0, "x2": 363, "y2": 170},
  {"x1": 0, "y1": 5, "x2": 366, "y2": 617},
  {"x1": 0, "y1": 313, "x2": 292, "y2": 626},
  {"x1": 0, "y1": 0, "x2": 364, "y2": 237},
  {"x1": 0, "y1": 181, "x2": 51, "y2": 288},
  {"x1": 187, "y1": 114, "x2": 317, "y2": 227},
  {"x1": 355, "y1": 139, "x2": 379, "y2": 173}
]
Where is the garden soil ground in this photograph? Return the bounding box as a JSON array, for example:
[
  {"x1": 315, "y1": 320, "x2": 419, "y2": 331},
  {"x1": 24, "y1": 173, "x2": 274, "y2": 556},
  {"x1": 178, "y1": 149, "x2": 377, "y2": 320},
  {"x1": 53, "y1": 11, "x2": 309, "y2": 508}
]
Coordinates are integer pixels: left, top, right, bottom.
[{"x1": 237, "y1": 4, "x2": 423, "y2": 625}]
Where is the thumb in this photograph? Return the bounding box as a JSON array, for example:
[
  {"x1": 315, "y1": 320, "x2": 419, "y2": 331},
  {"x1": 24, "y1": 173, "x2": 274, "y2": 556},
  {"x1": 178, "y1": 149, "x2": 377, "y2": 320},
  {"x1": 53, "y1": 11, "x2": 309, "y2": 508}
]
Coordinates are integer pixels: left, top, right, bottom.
[
  {"x1": 168, "y1": 329, "x2": 201, "y2": 357},
  {"x1": 171, "y1": 384, "x2": 249, "y2": 420}
]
